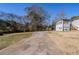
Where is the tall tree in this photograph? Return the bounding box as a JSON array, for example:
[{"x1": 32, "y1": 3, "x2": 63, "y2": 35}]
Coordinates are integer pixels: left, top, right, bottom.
[
  {"x1": 25, "y1": 5, "x2": 49, "y2": 31},
  {"x1": 55, "y1": 10, "x2": 66, "y2": 20}
]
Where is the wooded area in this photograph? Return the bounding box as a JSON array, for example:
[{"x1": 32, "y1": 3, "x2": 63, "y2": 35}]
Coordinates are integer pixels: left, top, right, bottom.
[
  {"x1": 0, "y1": 5, "x2": 50, "y2": 35},
  {"x1": 0, "y1": 5, "x2": 79, "y2": 35}
]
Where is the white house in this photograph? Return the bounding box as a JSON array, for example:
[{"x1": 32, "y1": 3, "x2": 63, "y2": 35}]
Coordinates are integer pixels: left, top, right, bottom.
[
  {"x1": 56, "y1": 19, "x2": 71, "y2": 31},
  {"x1": 72, "y1": 19, "x2": 79, "y2": 30}
]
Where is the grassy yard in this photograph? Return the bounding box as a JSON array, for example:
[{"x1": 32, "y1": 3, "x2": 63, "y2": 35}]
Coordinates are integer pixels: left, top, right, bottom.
[
  {"x1": 0, "y1": 32, "x2": 32, "y2": 50},
  {"x1": 48, "y1": 31, "x2": 79, "y2": 54}
]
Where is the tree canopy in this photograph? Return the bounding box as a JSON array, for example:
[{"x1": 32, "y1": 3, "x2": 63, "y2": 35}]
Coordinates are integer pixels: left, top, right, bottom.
[
  {"x1": 25, "y1": 5, "x2": 49, "y2": 31},
  {"x1": 71, "y1": 16, "x2": 79, "y2": 20}
]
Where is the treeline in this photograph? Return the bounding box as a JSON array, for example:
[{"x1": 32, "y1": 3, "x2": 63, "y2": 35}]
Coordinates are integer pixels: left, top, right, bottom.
[
  {"x1": 0, "y1": 19, "x2": 25, "y2": 33},
  {"x1": 1, "y1": 5, "x2": 78, "y2": 35},
  {"x1": 0, "y1": 5, "x2": 51, "y2": 35}
]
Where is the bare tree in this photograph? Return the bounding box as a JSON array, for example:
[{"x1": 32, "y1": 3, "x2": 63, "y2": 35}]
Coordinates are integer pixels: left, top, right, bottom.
[
  {"x1": 25, "y1": 5, "x2": 49, "y2": 31},
  {"x1": 56, "y1": 10, "x2": 66, "y2": 20},
  {"x1": 51, "y1": 10, "x2": 66, "y2": 31}
]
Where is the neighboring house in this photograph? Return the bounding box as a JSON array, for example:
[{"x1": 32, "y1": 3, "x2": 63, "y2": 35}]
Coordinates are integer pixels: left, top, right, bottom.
[
  {"x1": 56, "y1": 19, "x2": 71, "y2": 31},
  {"x1": 72, "y1": 19, "x2": 79, "y2": 30}
]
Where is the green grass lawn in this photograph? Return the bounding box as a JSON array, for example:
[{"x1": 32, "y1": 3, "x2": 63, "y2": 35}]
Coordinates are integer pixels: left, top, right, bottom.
[{"x1": 0, "y1": 32, "x2": 32, "y2": 50}]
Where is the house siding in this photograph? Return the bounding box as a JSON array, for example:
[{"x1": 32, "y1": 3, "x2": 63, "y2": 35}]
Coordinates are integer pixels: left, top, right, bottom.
[
  {"x1": 56, "y1": 20, "x2": 71, "y2": 31},
  {"x1": 63, "y1": 22, "x2": 71, "y2": 31},
  {"x1": 56, "y1": 24, "x2": 63, "y2": 31},
  {"x1": 72, "y1": 19, "x2": 79, "y2": 30}
]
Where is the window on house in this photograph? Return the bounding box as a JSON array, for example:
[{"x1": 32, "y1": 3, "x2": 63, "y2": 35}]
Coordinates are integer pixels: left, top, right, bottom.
[{"x1": 59, "y1": 27, "x2": 62, "y2": 29}]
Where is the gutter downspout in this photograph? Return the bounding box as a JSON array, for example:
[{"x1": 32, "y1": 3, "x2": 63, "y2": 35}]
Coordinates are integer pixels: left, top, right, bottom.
[{"x1": 62, "y1": 19, "x2": 64, "y2": 31}]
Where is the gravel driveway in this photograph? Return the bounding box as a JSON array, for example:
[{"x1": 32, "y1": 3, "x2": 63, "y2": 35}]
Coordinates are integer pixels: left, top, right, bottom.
[{"x1": 0, "y1": 31, "x2": 64, "y2": 55}]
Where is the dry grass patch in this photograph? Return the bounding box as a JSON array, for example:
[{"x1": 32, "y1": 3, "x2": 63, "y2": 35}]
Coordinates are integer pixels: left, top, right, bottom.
[
  {"x1": 48, "y1": 31, "x2": 79, "y2": 54},
  {"x1": 0, "y1": 32, "x2": 32, "y2": 50}
]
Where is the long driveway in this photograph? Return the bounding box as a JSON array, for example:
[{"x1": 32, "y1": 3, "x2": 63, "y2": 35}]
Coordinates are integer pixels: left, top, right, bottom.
[{"x1": 0, "y1": 31, "x2": 64, "y2": 55}]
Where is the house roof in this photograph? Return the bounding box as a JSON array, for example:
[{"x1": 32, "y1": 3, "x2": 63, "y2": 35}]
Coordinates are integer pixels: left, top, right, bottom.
[
  {"x1": 63, "y1": 19, "x2": 70, "y2": 21},
  {"x1": 55, "y1": 19, "x2": 71, "y2": 24},
  {"x1": 56, "y1": 19, "x2": 70, "y2": 22},
  {"x1": 60, "y1": 19, "x2": 70, "y2": 21}
]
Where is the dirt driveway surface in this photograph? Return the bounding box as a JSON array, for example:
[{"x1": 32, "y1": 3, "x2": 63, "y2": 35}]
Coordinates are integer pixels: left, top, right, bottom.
[{"x1": 0, "y1": 31, "x2": 65, "y2": 55}]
